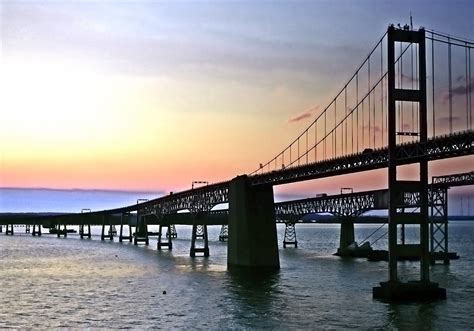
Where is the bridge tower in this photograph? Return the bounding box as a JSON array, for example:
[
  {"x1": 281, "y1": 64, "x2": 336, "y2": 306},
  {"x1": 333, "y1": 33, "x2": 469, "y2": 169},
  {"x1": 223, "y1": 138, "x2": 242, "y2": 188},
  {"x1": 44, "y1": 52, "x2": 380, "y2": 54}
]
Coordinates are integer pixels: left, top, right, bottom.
[{"x1": 373, "y1": 26, "x2": 446, "y2": 301}]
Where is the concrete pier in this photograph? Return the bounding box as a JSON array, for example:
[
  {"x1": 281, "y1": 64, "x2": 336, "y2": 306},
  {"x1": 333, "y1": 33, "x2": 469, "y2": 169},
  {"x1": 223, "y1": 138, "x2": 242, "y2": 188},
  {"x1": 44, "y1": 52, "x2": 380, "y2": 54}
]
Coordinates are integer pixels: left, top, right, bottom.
[
  {"x1": 157, "y1": 224, "x2": 173, "y2": 250},
  {"x1": 119, "y1": 213, "x2": 132, "y2": 242},
  {"x1": 336, "y1": 219, "x2": 355, "y2": 256},
  {"x1": 80, "y1": 223, "x2": 91, "y2": 239},
  {"x1": 228, "y1": 175, "x2": 279, "y2": 269},
  {"x1": 134, "y1": 214, "x2": 149, "y2": 245},
  {"x1": 190, "y1": 224, "x2": 209, "y2": 257},
  {"x1": 32, "y1": 223, "x2": 42, "y2": 236}
]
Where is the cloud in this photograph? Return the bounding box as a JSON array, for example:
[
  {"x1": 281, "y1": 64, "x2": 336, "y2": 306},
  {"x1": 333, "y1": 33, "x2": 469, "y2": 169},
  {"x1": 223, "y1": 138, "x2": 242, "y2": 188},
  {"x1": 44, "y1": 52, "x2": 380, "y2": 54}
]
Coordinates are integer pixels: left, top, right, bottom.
[
  {"x1": 288, "y1": 105, "x2": 320, "y2": 123},
  {"x1": 442, "y1": 78, "x2": 474, "y2": 103},
  {"x1": 362, "y1": 124, "x2": 382, "y2": 133}
]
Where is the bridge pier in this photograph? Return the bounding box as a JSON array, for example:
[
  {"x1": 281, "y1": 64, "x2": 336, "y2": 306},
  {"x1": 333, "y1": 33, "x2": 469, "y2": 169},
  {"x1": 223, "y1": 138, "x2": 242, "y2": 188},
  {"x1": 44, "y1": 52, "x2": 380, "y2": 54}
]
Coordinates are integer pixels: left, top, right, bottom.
[
  {"x1": 57, "y1": 223, "x2": 67, "y2": 237},
  {"x1": 167, "y1": 224, "x2": 178, "y2": 239},
  {"x1": 25, "y1": 224, "x2": 30, "y2": 234},
  {"x1": 336, "y1": 219, "x2": 355, "y2": 256},
  {"x1": 190, "y1": 224, "x2": 209, "y2": 257},
  {"x1": 430, "y1": 187, "x2": 451, "y2": 264},
  {"x1": 228, "y1": 175, "x2": 279, "y2": 269},
  {"x1": 134, "y1": 214, "x2": 149, "y2": 245},
  {"x1": 119, "y1": 213, "x2": 132, "y2": 242},
  {"x1": 32, "y1": 223, "x2": 42, "y2": 236},
  {"x1": 157, "y1": 224, "x2": 173, "y2": 250},
  {"x1": 80, "y1": 223, "x2": 91, "y2": 239},
  {"x1": 5, "y1": 224, "x2": 14, "y2": 235},
  {"x1": 283, "y1": 222, "x2": 297, "y2": 248},
  {"x1": 218, "y1": 225, "x2": 228, "y2": 242},
  {"x1": 101, "y1": 216, "x2": 115, "y2": 241}
]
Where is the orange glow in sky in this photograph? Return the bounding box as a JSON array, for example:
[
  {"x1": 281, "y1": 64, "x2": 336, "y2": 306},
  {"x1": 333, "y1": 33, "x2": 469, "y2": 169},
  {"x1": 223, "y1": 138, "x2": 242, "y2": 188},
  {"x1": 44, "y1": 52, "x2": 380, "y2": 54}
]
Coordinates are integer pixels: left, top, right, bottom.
[{"x1": 1, "y1": 1, "x2": 472, "y2": 197}]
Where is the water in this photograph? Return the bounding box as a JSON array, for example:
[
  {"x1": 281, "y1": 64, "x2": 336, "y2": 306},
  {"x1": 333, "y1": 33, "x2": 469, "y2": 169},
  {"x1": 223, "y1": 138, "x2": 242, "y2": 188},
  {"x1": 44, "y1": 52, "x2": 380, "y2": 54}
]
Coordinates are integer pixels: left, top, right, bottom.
[{"x1": 1, "y1": 222, "x2": 473, "y2": 328}]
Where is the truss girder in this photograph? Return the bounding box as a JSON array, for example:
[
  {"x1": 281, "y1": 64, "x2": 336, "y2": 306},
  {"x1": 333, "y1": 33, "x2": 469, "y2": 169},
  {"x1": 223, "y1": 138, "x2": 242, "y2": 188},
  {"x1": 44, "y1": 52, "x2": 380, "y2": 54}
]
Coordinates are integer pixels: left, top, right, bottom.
[
  {"x1": 274, "y1": 187, "x2": 447, "y2": 220},
  {"x1": 432, "y1": 171, "x2": 474, "y2": 188},
  {"x1": 250, "y1": 130, "x2": 473, "y2": 186}
]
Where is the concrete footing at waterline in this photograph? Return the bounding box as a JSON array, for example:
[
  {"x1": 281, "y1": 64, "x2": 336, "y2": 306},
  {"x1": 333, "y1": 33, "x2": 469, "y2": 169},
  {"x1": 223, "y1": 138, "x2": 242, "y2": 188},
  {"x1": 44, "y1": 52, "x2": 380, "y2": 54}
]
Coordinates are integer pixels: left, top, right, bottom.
[
  {"x1": 227, "y1": 175, "x2": 279, "y2": 269},
  {"x1": 373, "y1": 280, "x2": 446, "y2": 302}
]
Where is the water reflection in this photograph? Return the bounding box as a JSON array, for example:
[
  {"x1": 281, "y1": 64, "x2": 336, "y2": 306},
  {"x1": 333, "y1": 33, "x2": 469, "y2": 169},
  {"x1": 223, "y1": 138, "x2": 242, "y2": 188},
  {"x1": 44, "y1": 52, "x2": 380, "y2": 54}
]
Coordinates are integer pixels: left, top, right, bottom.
[
  {"x1": 225, "y1": 268, "x2": 281, "y2": 326},
  {"x1": 387, "y1": 301, "x2": 438, "y2": 329}
]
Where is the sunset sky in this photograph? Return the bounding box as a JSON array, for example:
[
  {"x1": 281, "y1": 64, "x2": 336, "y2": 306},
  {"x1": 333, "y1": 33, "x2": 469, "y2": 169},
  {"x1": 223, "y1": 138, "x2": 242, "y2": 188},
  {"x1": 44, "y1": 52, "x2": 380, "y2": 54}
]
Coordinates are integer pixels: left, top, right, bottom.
[{"x1": 1, "y1": 0, "x2": 473, "y2": 199}]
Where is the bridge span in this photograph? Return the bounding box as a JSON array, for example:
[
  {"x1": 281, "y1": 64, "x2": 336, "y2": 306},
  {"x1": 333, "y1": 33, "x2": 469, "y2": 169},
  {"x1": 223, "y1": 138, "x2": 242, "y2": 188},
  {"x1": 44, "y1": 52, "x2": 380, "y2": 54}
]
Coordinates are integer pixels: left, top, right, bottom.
[{"x1": 2, "y1": 25, "x2": 473, "y2": 301}]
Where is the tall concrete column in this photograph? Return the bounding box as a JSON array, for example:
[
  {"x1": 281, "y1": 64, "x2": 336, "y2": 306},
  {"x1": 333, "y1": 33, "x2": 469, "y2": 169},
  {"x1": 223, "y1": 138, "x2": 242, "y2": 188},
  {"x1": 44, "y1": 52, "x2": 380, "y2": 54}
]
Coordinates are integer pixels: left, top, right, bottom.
[{"x1": 228, "y1": 175, "x2": 279, "y2": 269}]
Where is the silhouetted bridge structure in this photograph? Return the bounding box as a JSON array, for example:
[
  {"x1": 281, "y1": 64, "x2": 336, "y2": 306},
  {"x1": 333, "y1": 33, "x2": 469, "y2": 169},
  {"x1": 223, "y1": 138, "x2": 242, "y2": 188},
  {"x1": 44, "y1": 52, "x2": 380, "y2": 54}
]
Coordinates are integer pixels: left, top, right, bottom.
[{"x1": 2, "y1": 25, "x2": 473, "y2": 301}]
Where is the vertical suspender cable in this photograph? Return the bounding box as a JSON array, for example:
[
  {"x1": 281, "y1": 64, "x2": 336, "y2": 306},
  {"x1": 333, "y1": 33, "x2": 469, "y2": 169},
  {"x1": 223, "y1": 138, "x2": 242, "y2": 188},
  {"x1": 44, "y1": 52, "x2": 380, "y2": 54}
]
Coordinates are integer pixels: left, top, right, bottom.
[
  {"x1": 416, "y1": 42, "x2": 419, "y2": 136},
  {"x1": 432, "y1": 35, "x2": 436, "y2": 137},
  {"x1": 297, "y1": 137, "x2": 300, "y2": 166},
  {"x1": 381, "y1": 41, "x2": 384, "y2": 146},
  {"x1": 469, "y1": 46, "x2": 472, "y2": 130},
  {"x1": 306, "y1": 130, "x2": 308, "y2": 164},
  {"x1": 400, "y1": 42, "x2": 403, "y2": 143},
  {"x1": 334, "y1": 100, "x2": 337, "y2": 157},
  {"x1": 411, "y1": 43, "x2": 415, "y2": 139},
  {"x1": 356, "y1": 73, "x2": 359, "y2": 152},
  {"x1": 314, "y1": 121, "x2": 317, "y2": 162},
  {"x1": 466, "y1": 44, "x2": 469, "y2": 130},
  {"x1": 448, "y1": 37, "x2": 453, "y2": 133},
  {"x1": 324, "y1": 111, "x2": 326, "y2": 159},
  {"x1": 368, "y1": 57, "x2": 371, "y2": 148},
  {"x1": 345, "y1": 87, "x2": 348, "y2": 154}
]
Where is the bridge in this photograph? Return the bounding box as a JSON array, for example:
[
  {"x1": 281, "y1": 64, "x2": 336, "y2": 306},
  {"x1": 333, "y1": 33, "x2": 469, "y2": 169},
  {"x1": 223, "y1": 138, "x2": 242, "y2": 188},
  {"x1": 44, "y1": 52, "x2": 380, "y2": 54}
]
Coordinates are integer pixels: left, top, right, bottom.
[{"x1": 2, "y1": 25, "x2": 473, "y2": 301}]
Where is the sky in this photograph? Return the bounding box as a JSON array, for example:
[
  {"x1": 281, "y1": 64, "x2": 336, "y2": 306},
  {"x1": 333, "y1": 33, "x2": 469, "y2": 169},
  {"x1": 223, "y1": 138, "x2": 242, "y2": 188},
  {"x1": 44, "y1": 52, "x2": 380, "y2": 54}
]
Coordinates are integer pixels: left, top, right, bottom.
[{"x1": 0, "y1": 0, "x2": 473, "y2": 200}]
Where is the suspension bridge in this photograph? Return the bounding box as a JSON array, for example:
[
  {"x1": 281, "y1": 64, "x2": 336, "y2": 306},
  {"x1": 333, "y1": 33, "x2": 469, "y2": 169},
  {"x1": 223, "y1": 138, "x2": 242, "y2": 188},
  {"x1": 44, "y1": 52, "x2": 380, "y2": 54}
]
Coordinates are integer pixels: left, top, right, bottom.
[{"x1": 1, "y1": 25, "x2": 473, "y2": 302}]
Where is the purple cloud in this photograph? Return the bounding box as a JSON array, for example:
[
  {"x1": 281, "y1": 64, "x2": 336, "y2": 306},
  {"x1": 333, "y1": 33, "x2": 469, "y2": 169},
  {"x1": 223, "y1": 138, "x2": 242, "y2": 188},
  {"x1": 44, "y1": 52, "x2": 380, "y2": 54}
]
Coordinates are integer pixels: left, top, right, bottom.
[
  {"x1": 288, "y1": 105, "x2": 320, "y2": 123},
  {"x1": 442, "y1": 78, "x2": 474, "y2": 103}
]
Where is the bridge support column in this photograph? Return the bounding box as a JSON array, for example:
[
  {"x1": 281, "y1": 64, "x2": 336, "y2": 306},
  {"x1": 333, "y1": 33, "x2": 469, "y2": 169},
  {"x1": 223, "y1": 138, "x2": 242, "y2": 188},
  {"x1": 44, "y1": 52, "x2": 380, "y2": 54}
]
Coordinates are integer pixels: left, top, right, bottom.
[
  {"x1": 167, "y1": 224, "x2": 178, "y2": 239},
  {"x1": 119, "y1": 213, "x2": 132, "y2": 243},
  {"x1": 157, "y1": 225, "x2": 173, "y2": 250},
  {"x1": 101, "y1": 216, "x2": 115, "y2": 241},
  {"x1": 283, "y1": 222, "x2": 297, "y2": 248},
  {"x1": 430, "y1": 187, "x2": 455, "y2": 264},
  {"x1": 218, "y1": 225, "x2": 228, "y2": 242},
  {"x1": 25, "y1": 224, "x2": 30, "y2": 234},
  {"x1": 134, "y1": 213, "x2": 149, "y2": 245},
  {"x1": 80, "y1": 223, "x2": 91, "y2": 239},
  {"x1": 57, "y1": 223, "x2": 67, "y2": 237},
  {"x1": 336, "y1": 220, "x2": 355, "y2": 256},
  {"x1": 228, "y1": 175, "x2": 279, "y2": 269},
  {"x1": 5, "y1": 224, "x2": 14, "y2": 235},
  {"x1": 0, "y1": 225, "x2": 2, "y2": 233},
  {"x1": 373, "y1": 25, "x2": 445, "y2": 301},
  {"x1": 32, "y1": 223, "x2": 42, "y2": 236},
  {"x1": 190, "y1": 224, "x2": 209, "y2": 257}
]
